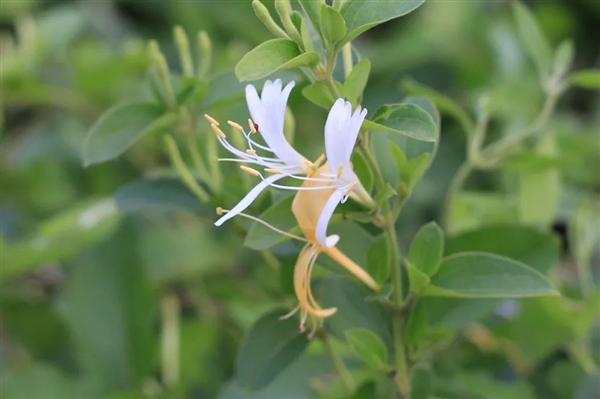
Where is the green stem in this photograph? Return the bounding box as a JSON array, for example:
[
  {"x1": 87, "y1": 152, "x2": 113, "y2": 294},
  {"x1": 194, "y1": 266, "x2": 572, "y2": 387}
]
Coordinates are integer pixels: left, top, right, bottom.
[
  {"x1": 442, "y1": 161, "x2": 473, "y2": 231},
  {"x1": 342, "y1": 42, "x2": 353, "y2": 79},
  {"x1": 321, "y1": 332, "x2": 356, "y2": 394},
  {"x1": 161, "y1": 293, "x2": 180, "y2": 388}
]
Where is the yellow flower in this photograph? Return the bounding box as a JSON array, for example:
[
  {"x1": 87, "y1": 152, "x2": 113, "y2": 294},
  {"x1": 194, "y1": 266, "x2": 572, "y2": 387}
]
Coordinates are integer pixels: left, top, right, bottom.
[{"x1": 282, "y1": 163, "x2": 379, "y2": 337}]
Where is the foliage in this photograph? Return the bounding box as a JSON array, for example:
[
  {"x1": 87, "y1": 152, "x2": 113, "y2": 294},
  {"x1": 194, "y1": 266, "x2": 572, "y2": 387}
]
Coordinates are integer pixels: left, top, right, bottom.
[{"x1": 1, "y1": 1, "x2": 599, "y2": 399}]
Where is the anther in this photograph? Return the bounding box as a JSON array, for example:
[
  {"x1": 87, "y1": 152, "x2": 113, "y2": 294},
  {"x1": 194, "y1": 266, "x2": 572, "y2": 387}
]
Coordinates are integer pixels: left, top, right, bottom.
[
  {"x1": 216, "y1": 207, "x2": 224, "y2": 215},
  {"x1": 245, "y1": 149, "x2": 257, "y2": 155},
  {"x1": 211, "y1": 124, "x2": 226, "y2": 138},
  {"x1": 336, "y1": 164, "x2": 344, "y2": 178},
  {"x1": 240, "y1": 165, "x2": 260, "y2": 176},
  {"x1": 204, "y1": 114, "x2": 219, "y2": 126},
  {"x1": 248, "y1": 118, "x2": 257, "y2": 133},
  {"x1": 344, "y1": 182, "x2": 357, "y2": 196},
  {"x1": 264, "y1": 168, "x2": 284, "y2": 174},
  {"x1": 313, "y1": 153, "x2": 325, "y2": 168},
  {"x1": 227, "y1": 120, "x2": 244, "y2": 131}
]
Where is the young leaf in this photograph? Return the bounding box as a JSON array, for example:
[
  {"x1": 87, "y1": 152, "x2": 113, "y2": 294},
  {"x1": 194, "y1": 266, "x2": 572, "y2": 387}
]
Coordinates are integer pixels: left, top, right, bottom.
[
  {"x1": 512, "y1": 2, "x2": 553, "y2": 78},
  {"x1": 320, "y1": 4, "x2": 346, "y2": 48},
  {"x1": 552, "y1": 39, "x2": 574, "y2": 79},
  {"x1": 367, "y1": 234, "x2": 389, "y2": 284},
  {"x1": 236, "y1": 308, "x2": 310, "y2": 391},
  {"x1": 82, "y1": 102, "x2": 175, "y2": 166},
  {"x1": 235, "y1": 39, "x2": 320, "y2": 81},
  {"x1": 408, "y1": 222, "x2": 444, "y2": 276},
  {"x1": 340, "y1": 0, "x2": 424, "y2": 43},
  {"x1": 345, "y1": 328, "x2": 388, "y2": 369},
  {"x1": 569, "y1": 69, "x2": 600, "y2": 89},
  {"x1": 297, "y1": 0, "x2": 321, "y2": 31},
  {"x1": 424, "y1": 252, "x2": 558, "y2": 298},
  {"x1": 387, "y1": 141, "x2": 431, "y2": 192},
  {"x1": 367, "y1": 103, "x2": 437, "y2": 142},
  {"x1": 114, "y1": 176, "x2": 212, "y2": 214},
  {"x1": 352, "y1": 150, "x2": 374, "y2": 193},
  {"x1": 344, "y1": 58, "x2": 370, "y2": 106},
  {"x1": 302, "y1": 80, "x2": 337, "y2": 109},
  {"x1": 406, "y1": 262, "x2": 430, "y2": 294}
]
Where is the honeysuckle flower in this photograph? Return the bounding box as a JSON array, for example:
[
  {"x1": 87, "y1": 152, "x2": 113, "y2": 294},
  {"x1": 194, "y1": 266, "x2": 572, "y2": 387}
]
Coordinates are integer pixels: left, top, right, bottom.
[{"x1": 205, "y1": 79, "x2": 372, "y2": 227}]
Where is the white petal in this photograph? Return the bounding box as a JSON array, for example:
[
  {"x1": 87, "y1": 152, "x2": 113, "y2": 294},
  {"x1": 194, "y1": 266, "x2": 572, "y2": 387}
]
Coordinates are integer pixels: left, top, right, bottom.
[
  {"x1": 246, "y1": 80, "x2": 305, "y2": 167},
  {"x1": 315, "y1": 189, "x2": 344, "y2": 247},
  {"x1": 215, "y1": 174, "x2": 285, "y2": 226},
  {"x1": 324, "y1": 99, "x2": 348, "y2": 173}
]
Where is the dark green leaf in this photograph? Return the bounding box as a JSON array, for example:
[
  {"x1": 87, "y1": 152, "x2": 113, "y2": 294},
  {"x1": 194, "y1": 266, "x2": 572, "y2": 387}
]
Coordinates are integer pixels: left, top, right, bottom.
[
  {"x1": 445, "y1": 225, "x2": 559, "y2": 274},
  {"x1": 367, "y1": 234, "x2": 389, "y2": 284},
  {"x1": 408, "y1": 222, "x2": 444, "y2": 276},
  {"x1": 351, "y1": 381, "x2": 377, "y2": 399},
  {"x1": 114, "y1": 176, "x2": 212, "y2": 214},
  {"x1": 236, "y1": 308, "x2": 309, "y2": 391},
  {"x1": 58, "y1": 223, "x2": 156, "y2": 393},
  {"x1": 370, "y1": 103, "x2": 437, "y2": 142},
  {"x1": 424, "y1": 252, "x2": 558, "y2": 298},
  {"x1": 351, "y1": 150, "x2": 374, "y2": 193},
  {"x1": 82, "y1": 102, "x2": 176, "y2": 166},
  {"x1": 345, "y1": 328, "x2": 388, "y2": 369},
  {"x1": 569, "y1": 69, "x2": 600, "y2": 89},
  {"x1": 340, "y1": 0, "x2": 424, "y2": 42},
  {"x1": 0, "y1": 365, "x2": 80, "y2": 399},
  {"x1": 235, "y1": 39, "x2": 320, "y2": 81},
  {"x1": 344, "y1": 59, "x2": 370, "y2": 106},
  {"x1": 411, "y1": 367, "x2": 432, "y2": 399},
  {"x1": 244, "y1": 195, "x2": 297, "y2": 250},
  {"x1": 512, "y1": 2, "x2": 552, "y2": 77}
]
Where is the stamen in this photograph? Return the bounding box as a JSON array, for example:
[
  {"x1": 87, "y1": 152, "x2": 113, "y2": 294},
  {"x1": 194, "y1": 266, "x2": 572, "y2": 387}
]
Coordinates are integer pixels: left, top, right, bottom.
[
  {"x1": 344, "y1": 182, "x2": 357, "y2": 196},
  {"x1": 264, "y1": 168, "x2": 285, "y2": 174},
  {"x1": 211, "y1": 123, "x2": 226, "y2": 138},
  {"x1": 245, "y1": 149, "x2": 256, "y2": 155},
  {"x1": 240, "y1": 165, "x2": 260, "y2": 176},
  {"x1": 279, "y1": 305, "x2": 300, "y2": 320},
  {"x1": 336, "y1": 164, "x2": 344, "y2": 178},
  {"x1": 303, "y1": 160, "x2": 314, "y2": 170},
  {"x1": 227, "y1": 120, "x2": 244, "y2": 131},
  {"x1": 216, "y1": 207, "x2": 224, "y2": 215},
  {"x1": 218, "y1": 209, "x2": 309, "y2": 243},
  {"x1": 313, "y1": 153, "x2": 325, "y2": 168},
  {"x1": 204, "y1": 114, "x2": 219, "y2": 126},
  {"x1": 248, "y1": 118, "x2": 257, "y2": 133}
]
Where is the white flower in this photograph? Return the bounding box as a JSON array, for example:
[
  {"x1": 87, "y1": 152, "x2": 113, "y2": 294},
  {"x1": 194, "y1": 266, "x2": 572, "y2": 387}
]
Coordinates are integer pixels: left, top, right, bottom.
[{"x1": 206, "y1": 79, "x2": 368, "y2": 227}]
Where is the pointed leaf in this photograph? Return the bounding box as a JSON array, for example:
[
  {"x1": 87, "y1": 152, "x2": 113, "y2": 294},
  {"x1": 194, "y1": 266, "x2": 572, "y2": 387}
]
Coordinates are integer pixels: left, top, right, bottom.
[
  {"x1": 344, "y1": 59, "x2": 370, "y2": 106},
  {"x1": 345, "y1": 328, "x2": 388, "y2": 369},
  {"x1": 424, "y1": 252, "x2": 558, "y2": 298},
  {"x1": 512, "y1": 2, "x2": 552, "y2": 77},
  {"x1": 369, "y1": 103, "x2": 437, "y2": 142},
  {"x1": 235, "y1": 39, "x2": 320, "y2": 81}
]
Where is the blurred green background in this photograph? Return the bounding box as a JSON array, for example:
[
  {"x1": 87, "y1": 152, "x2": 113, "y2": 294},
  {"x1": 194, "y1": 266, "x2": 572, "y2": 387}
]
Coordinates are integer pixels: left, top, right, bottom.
[{"x1": 1, "y1": 1, "x2": 599, "y2": 398}]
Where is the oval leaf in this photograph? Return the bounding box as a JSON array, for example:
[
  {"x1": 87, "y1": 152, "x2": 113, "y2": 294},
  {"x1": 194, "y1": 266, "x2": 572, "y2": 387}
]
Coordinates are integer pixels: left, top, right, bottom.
[
  {"x1": 345, "y1": 328, "x2": 388, "y2": 370},
  {"x1": 424, "y1": 252, "x2": 557, "y2": 298},
  {"x1": 369, "y1": 103, "x2": 437, "y2": 142},
  {"x1": 82, "y1": 102, "x2": 174, "y2": 166},
  {"x1": 408, "y1": 222, "x2": 444, "y2": 276},
  {"x1": 236, "y1": 308, "x2": 309, "y2": 391},
  {"x1": 235, "y1": 39, "x2": 320, "y2": 82},
  {"x1": 341, "y1": 0, "x2": 424, "y2": 42},
  {"x1": 512, "y1": 2, "x2": 552, "y2": 77}
]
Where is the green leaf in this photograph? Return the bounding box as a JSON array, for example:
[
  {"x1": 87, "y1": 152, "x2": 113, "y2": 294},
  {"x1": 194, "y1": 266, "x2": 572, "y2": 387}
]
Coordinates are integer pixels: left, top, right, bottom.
[
  {"x1": 176, "y1": 76, "x2": 208, "y2": 106},
  {"x1": 408, "y1": 222, "x2": 444, "y2": 276},
  {"x1": 351, "y1": 150, "x2": 373, "y2": 193},
  {"x1": 0, "y1": 364, "x2": 80, "y2": 399},
  {"x1": 401, "y1": 78, "x2": 474, "y2": 136},
  {"x1": 1, "y1": 199, "x2": 122, "y2": 280},
  {"x1": 387, "y1": 141, "x2": 432, "y2": 192},
  {"x1": 446, "y1": 225, "x2": 559, "y2": 274},
  {"x1": 302, "y1": 80, "x2": 337, "y2": 109},
  {"x1": 424, "y1": 252, "x2": 557, "y2": 298},
  {"x1": 114, "y1": 176, "x2": 212, "y2": 214},
  {"x1": 351, "y1": 381, "x2": 377, "y2": 399},
  {"x1": 235, "y1": 39, "x2": 320, "y2": 81},
  {"x1": 318, "y1": 276, "x2": 393, "y2": 351},
  {"x1": 244, "y1": 195, "x2": 297, "y2": 250},
  {"x1": 82, "y1": 102, "x2": 176, "y2": 166},
  {"x1": 58, "y1": 223, "x2": 156, "y2": 394},
  {"x1": 373, "y1": 183, "x2": 397, "y2": 206},
  {"x1": 367, "y1": 234, "x2": 389, "y2": 284},
  {"x1": 345, "y1": 328, "x2": 388, "y2": 369},
  {"x1": 552, "y1": 39, "x2": 574, "y2": 79},
  {"x1": 406, "y1": 262, "x2": 430, "y2": 294},
  {"x1": 369, "y1": 103, "x2": 437, "y2": 142},
  {"x1": 297, "y1": 0, "x2": 321, "y2": 31},
  {"x1": 236, "y1": 308, "x2": 309, "y2": 391},
  {"x1": 320, "y1": 5, "x2": 346, "y2": 47},
  {"x1": 569, "y1": 69, "x2": 600, "y2": 89},
  {"x1": 340, "y1": 0, "x2": 424, "y2": 43},
  {"x1": 512, "y1": 2, "x2": 552, "y2": 78},
  {"x1": 447, "y1": 192, "x2": 519, "y2": 235},
  {"x1": 344, "y1": 59, "x2": 370, "y2": 106},
  {"x1": 410, "y1": 367, "x2": 432, "y2": 399}
]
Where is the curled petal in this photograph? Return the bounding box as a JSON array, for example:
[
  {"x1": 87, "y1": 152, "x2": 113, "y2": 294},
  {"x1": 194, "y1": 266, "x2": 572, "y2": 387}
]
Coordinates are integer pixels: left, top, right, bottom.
[{"x1": 315, "y1": 189, "x2": 345, "y2": 247}]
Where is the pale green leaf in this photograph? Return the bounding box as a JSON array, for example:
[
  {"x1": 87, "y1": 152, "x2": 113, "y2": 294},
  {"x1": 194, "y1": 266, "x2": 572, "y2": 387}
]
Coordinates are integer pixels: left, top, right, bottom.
[
  {"x1": 344, "y1": 58, "x2": 370, "y2": 106},
  {"x1": 569, "y1": 69, "x2": 600, "y2": 89},
  {"x1": 320, "y1": 4, "x2": 346, "y2": 47},
  {"x1": 408, "y1": 222, "x2": 444, "y2": 276},
  {"x1": 369, "y1": 103, "x2": 437, "y2": 142},
  {"x1": 345, "y1": 328, "x2": 388, "y2": 370},
  {"x1": 512, "y1": 2, "x2": 552, "y2": 77}
]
